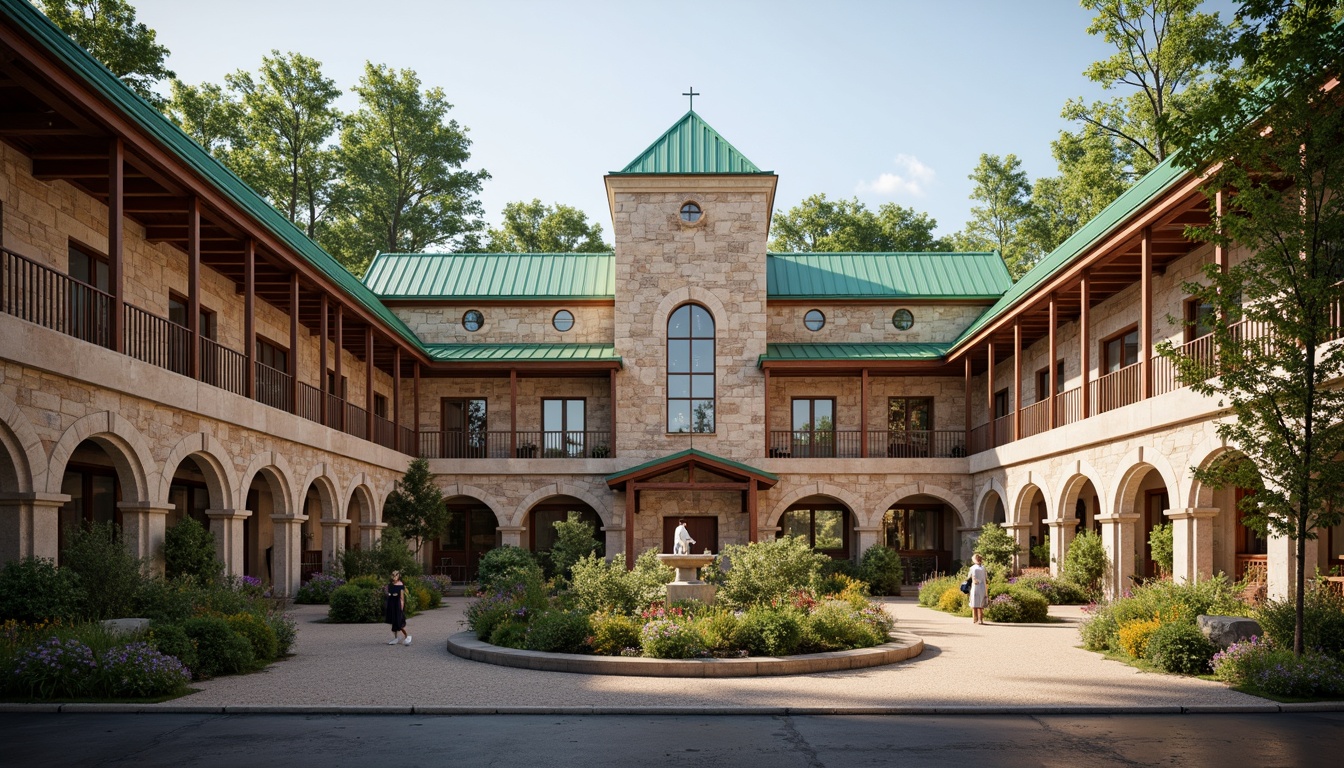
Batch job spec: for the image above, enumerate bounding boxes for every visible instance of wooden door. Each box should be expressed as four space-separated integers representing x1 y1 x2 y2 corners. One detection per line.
662 516 718 555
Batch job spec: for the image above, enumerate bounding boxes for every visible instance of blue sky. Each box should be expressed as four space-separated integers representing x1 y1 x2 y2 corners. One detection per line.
131 0 1234 242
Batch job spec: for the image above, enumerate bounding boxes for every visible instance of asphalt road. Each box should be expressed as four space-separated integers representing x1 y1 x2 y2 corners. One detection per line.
4 712 1344 767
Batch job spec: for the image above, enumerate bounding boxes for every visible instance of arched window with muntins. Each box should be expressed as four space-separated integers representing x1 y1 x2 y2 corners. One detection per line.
667 303 715 433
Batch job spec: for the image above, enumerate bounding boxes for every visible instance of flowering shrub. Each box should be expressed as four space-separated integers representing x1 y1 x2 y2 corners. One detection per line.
1118 617 1163 659
734 605 803 656
985 585 1050 623
1212 637 1344 698
235 575 267 598
640 618 704 659
918 575 962 607
1011 575 1088 605
295 573 345 605
588 612 643 656
420 574 453 595
11 637 97 699
96 642 191 698
465 575 547 640
801 601 884 652
937 586 967 614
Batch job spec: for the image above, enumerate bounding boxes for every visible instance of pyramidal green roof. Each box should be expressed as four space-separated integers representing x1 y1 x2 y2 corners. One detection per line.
614 111 768 174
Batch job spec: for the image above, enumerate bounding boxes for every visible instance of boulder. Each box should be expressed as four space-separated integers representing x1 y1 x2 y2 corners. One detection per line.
1197 615 1262 649
100 618 151 635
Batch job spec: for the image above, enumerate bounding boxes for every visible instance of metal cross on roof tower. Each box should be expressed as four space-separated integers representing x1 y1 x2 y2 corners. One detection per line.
683 87 699 111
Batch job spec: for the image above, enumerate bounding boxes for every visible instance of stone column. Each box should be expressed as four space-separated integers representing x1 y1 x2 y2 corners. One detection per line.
0 492 68 562
362 522 387 550
1001 522 1031 573
1165 507 1218 585
1047 519 1076 578
853 525 882 562
955 527 980 568
497 526 525 549
118 501 172 575
320 516 348 574
1267 531 1318 602
1096 512 1140 598
270 514 304 598
602 523 625 561
206 508 250 577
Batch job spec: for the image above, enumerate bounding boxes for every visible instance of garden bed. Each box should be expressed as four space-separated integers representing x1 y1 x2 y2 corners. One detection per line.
446 629 924 677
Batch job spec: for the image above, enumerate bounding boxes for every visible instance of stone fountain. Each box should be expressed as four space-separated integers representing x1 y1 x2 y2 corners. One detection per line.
657 553 716 605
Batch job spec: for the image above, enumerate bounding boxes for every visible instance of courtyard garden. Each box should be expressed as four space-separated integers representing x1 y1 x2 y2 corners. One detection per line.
293 527 451 623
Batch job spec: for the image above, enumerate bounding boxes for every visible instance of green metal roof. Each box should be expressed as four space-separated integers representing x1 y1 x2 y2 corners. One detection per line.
364 253 615 300
1 0 426 352
950 153 1191 352
604 448 779 485
760 343 951 365
767 252 1011 299
613 111 769 175
422 343 621 364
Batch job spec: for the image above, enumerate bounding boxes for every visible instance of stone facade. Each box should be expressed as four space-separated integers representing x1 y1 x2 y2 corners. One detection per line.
768 302 987 344
394 303 615 345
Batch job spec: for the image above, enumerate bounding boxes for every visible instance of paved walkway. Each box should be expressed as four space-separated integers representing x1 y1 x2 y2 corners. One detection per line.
166 597 1269 710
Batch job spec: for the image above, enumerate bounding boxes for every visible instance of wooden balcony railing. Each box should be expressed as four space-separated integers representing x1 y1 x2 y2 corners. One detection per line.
2 246 113 349
1091 361 1144 415
768 430 861 458
968 423 990 454
296 381 321 423
1057 387 1082 426
373 414 397 450
514 430 612 459
256 363 294 413
766 430 966 459
201 337 247 396
325 394 344 430
872 430 967 458
1019 400 1050 439
122 302 190 376
992 415 1014 447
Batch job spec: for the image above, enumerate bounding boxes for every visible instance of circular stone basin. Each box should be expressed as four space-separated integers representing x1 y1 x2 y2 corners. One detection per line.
445 630 924 678
657 553 715 583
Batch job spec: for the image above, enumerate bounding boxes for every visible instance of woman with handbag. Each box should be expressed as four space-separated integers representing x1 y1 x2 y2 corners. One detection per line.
967 554 989 624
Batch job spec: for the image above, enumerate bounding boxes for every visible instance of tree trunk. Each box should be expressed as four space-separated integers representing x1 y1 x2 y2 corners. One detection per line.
1295 518 1305 656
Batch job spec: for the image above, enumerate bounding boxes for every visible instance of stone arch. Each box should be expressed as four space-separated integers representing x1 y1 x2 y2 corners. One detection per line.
653 286 730 337
1109 446 1182 519
238 452 296 517
973 477 1008 527
870 483 971 529
0 389 45 494
512 482 613 528
766 481 866 529
439 483 508 526
295 464 339 522
1186 435 1249 509
154 432 237 510
1057 458 1108 522
1011 479 1052 526
45 412 155 502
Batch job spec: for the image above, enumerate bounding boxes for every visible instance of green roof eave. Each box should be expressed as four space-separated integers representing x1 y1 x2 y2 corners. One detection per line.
421 343 622 365
758 343 952 366
2 0 427 353
948 153 1192 354
604 448 779 486
613 110 765 174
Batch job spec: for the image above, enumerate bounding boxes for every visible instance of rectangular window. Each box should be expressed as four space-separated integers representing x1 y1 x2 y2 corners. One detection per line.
67 242 109 291
326 372 348 399
1102 326 1140 373
541 398 586 457
993 388 1010 419
887 397 932 432
791 397 835 458
1185 297 1216 342
167 293 216 340
1035 361 1065 402
441 398 487 458
374 394 388 419
255 337 289 372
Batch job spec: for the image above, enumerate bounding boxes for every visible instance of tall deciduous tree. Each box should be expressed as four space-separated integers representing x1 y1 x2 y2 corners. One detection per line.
485 200 610 253
325 63 488 274
38 0 173 106
165 79 243 156
1024 125 1132 256
1164 0 1344 656
956 154 1036 278
227 51 341 239
381 458 446 556
769 194 950 252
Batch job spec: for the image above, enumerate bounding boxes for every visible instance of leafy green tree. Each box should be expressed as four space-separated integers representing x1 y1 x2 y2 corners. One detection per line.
1148 523 1174 578
162 516 223 581
955 154 1036 278
1164 0 1344 656
1025 125 1133 256
166 79 244 156
39 0 173 106
973 522 1020 570
325 63 489 274
1062 529 1109 599
381 458 446 555
769 194 950 252
1062 0 1233 178
485 199 610 252
226 51 341 240
547 511 604 582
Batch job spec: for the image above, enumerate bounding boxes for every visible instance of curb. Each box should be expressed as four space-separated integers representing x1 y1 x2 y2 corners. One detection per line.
1 703 1341 715
444 630 925 678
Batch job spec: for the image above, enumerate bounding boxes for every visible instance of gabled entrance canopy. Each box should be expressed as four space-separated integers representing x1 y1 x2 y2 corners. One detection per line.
606 449 778 565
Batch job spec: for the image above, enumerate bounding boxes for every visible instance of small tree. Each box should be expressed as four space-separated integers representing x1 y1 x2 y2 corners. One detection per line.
381 458 446 555
548 512 603 582
1148 523 1174 578
973 522 1020 570
163 517 223 581
1063 530 1109 600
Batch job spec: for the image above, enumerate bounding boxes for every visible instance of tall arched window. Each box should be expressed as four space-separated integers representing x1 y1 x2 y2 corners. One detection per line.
667 303 715 433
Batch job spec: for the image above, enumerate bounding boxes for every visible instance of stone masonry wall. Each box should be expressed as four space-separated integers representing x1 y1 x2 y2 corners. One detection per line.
392 304 614 345
767 302 988 345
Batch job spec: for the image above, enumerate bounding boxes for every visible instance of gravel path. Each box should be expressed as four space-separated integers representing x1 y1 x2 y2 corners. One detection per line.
172 597 1265 708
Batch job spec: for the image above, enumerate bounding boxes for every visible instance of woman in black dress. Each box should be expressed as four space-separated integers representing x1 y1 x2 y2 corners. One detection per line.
385 570 411 645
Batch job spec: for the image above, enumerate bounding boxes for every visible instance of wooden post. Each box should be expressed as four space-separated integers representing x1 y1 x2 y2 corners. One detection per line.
763 367 771 457
609 368 617 459
107 137 123 352
860 368 869 458
1141 226 1153 399
963 356 972 440
244 239 255 400
334 304 344 429
747 479 758 543
509 369 518 457
1215 190 1228 323
187 197 200 380
1080 270 1091 419
393 346 401 451
625 485 636 570
413 362 420 454
365 326 374 440
987 342 996 447
1013 320 1022 441
288 274 298 414
1048 292 1058 429
319 294 328 425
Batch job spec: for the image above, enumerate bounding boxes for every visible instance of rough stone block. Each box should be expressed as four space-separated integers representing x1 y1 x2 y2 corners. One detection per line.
101 618 151 634
1197 615 1262 649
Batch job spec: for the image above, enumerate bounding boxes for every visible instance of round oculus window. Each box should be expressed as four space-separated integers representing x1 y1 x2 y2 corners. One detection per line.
804 309 825 332
680 202 702 222
892 309 914 331
552 309 574 332
463 309 484 332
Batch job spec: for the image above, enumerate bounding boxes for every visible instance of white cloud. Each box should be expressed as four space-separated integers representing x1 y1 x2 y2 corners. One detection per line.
856 154 935 198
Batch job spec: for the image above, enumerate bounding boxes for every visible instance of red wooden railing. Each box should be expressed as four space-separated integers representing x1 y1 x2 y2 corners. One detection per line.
2 246 113 349
992 415 1014 447
122 302 190 376
296 381 321 422
344 402 368 440
1057 387 1082 426
968 423 990 454
256 363 293 413
201 337 247 396
1019 400 1050 439
1091 362 1144 415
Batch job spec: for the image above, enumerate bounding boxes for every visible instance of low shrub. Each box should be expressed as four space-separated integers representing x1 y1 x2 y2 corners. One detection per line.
589 612 642 656
717 537 828 610
937 586 967 614
918 574 961 607
225 612 278 662
1145 621 1216 675
547 512 604 582
95 642 191 698
801 601 884 652
568 550 671 616
0 557 82 623
420 574 453 595
1212 637 1344 698
267 611 297 656
1255 583 1344 659
62 522 146 621
477 546 544 593
487 618 529 649
295 573 345 605
328 583 382 624
11 637 97 699
163 517 222 582
524 611 591 654
405 576 440 611
1012 574 1088 605
640 618 704 659
146 621 197 672
733 606 803 656
860 546 903 596
1117 617 1163 659
696 610 741 656
182 617 254 678
1062 530 1108 600
465 572 548 640
985 585 1049 623
1079 604 1118 652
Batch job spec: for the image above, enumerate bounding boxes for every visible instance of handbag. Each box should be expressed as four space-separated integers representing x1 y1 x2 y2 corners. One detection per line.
959 577 971 595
